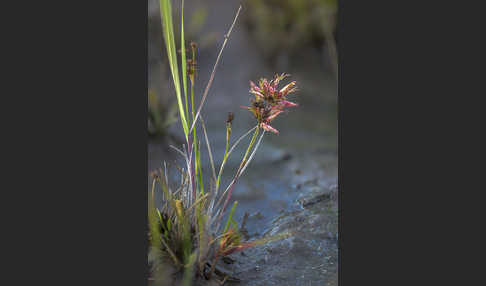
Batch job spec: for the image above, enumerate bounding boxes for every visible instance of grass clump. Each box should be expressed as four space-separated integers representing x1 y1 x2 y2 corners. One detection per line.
149 1 298 285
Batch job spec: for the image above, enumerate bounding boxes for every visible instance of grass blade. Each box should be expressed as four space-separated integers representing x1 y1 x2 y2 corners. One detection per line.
223 201 238 233
160 0 189 138
181 0 189 122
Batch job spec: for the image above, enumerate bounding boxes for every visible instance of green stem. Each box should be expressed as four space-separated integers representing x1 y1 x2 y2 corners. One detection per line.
238 127 260 174
197 140 204 194
223 201 238 233
191 81 198 186
181 0 189 124
215 123 231 191
190 43 200 195
214 127 260 231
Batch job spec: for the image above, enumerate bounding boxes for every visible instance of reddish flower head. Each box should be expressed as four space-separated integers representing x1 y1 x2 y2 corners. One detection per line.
243 74 298 134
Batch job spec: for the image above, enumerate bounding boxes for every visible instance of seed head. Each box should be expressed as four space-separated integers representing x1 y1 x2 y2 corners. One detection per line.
242 74 299 134
226 112 234 124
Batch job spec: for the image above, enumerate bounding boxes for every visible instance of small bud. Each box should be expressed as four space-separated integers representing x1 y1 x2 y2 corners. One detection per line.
187 59 196 83
226 112 234 124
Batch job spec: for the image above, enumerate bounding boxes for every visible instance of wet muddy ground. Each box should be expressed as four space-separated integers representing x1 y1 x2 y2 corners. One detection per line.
149 0 337 285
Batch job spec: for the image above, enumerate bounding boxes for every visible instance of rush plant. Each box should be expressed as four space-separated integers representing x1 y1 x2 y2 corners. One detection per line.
148 1 297 285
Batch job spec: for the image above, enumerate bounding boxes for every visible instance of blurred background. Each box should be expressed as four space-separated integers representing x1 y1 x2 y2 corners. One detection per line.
148 0 338 285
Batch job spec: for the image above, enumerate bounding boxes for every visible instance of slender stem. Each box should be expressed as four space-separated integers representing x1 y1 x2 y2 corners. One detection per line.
239 130 266 176
187 40 201 197
212 130 266 229
238 127 260 174
223 201 238 233
191 83 196 147
197 140 204 194
191 77 199 194
200 115 217 186
186 138 196 205
215 126 257 194
208 125 257 217
181 0 189 124
215 125 230 191
189 5 242 134
216 127 260 228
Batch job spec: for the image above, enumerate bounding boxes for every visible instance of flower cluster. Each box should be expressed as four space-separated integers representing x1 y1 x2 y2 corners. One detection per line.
242 73 298 133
